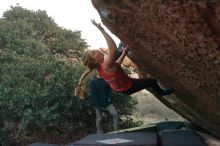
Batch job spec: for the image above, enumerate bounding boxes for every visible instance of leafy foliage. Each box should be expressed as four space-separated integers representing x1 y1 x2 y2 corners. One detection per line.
0 6 140 145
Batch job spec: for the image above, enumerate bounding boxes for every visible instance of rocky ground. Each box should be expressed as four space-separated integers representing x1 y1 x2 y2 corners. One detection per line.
132 90 186 125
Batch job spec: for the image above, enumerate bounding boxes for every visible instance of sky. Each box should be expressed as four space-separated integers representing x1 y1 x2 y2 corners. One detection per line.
0 0 119 49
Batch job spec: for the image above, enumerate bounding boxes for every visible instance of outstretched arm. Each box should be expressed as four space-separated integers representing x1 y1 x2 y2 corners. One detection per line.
91 19 117 67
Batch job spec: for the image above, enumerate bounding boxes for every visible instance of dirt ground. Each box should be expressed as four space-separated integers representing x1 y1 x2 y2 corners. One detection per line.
131 90 186 125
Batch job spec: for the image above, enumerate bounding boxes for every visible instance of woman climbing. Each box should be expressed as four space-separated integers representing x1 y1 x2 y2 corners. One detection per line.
75 19 173 96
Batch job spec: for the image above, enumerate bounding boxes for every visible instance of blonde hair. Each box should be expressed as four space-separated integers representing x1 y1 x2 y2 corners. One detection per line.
75 49 104 100
74 86 87 100
83 50 99 70
74 69 93 100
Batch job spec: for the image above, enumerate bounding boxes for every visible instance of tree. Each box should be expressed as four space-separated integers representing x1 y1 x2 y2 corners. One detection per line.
0 6 140 145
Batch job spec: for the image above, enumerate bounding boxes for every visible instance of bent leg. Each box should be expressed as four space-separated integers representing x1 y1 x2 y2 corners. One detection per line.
123 78 173 96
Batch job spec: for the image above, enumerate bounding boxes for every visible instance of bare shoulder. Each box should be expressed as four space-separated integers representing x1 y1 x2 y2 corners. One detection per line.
102 61 119 74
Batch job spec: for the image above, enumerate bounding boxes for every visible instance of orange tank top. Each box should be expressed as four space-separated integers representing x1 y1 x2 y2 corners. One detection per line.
97 64 133 92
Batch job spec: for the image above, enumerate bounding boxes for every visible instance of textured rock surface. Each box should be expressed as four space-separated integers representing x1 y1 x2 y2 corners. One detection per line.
91 0 220 138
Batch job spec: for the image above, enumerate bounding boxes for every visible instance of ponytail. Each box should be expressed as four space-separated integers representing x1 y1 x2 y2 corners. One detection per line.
76 49 98 100
74 69 92 100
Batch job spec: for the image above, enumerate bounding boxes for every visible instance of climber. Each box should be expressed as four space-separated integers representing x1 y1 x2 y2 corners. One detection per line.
77 19 173 97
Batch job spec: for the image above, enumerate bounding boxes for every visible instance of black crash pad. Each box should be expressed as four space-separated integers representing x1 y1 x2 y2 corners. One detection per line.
68 131 157 146
159 129 207 146
28 143 60 146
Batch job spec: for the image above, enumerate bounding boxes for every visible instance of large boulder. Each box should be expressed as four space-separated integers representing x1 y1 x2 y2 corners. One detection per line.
91 0 220 138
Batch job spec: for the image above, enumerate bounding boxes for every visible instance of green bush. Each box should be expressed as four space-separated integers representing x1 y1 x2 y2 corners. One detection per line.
0 6 140 145
0 128 9 146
